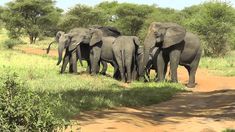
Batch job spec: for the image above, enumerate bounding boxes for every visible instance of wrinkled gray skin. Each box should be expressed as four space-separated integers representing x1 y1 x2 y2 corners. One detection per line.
88 28 120 78
68 27 120 74
56 28 92 73
113 36 140 83
61 26 121 76
141 22 202 88
137 47 159 82
47 27 117 74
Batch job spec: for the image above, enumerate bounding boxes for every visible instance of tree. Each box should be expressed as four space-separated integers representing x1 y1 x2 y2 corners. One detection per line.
139 7 182 41
59 4 107 32
114 3 154 36
1 0 62 44
181 1 235 57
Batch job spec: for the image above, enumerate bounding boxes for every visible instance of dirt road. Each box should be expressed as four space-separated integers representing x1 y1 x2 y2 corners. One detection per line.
17 47 235 132
74 69 235 132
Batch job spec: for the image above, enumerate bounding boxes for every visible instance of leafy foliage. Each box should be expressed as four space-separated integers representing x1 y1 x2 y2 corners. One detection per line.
2 39 20 49
114 3 154 36
182 1 235 57
0 71 69 131
222 129 235 132
59 4 108 32
0 0 62 44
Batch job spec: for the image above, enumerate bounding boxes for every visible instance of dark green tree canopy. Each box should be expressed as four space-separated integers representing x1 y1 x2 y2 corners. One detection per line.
181 1 235 57
1 0 62 44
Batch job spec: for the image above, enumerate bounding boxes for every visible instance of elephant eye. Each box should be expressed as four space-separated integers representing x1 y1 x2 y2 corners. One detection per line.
154 32 160 37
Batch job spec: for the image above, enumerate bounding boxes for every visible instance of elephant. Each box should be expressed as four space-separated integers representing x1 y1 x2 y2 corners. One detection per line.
113 36 140 83
47 28 92 73
47 26 120 74
141 22 202 88
88 28 120 78
137 46 161 82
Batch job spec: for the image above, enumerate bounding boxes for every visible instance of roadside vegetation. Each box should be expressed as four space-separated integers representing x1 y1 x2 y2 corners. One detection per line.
200 51 235 76
0 49 184 119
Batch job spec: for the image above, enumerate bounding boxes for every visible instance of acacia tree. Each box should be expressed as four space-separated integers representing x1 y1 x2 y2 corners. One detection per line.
114 3 154 36
1 0 62 44
181 1 235 57
59 4 107 31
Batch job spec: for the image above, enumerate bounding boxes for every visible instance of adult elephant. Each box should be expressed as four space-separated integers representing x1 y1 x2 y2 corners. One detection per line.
47 26 120 74
113 36 140 83
141 22 202 88
88 28 120 78
47 28 92 73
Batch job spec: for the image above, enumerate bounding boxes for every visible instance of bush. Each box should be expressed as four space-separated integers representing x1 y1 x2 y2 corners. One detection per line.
3 39 20 49
0 71 69 131
182 1 235 57
222 129 235 132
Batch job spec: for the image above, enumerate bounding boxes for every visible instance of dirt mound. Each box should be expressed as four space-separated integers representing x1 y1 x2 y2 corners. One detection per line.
16 47 235 132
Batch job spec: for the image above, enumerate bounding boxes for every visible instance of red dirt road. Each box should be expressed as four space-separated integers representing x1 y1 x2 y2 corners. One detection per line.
17 47 235 132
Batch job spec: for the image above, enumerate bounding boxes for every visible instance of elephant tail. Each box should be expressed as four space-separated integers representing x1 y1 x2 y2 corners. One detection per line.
120 50 125 72
46 41 55 54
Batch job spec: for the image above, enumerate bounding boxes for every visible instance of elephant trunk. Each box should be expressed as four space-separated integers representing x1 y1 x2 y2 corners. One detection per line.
57 42 64 65
140 34 156 77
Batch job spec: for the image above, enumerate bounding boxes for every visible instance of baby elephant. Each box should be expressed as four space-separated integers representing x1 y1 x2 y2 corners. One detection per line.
113 36 140 83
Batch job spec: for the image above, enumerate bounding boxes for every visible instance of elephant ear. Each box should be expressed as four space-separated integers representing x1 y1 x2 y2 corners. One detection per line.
163 25 186 48
90 29 102 46
133 36 140 46
55 31 64 43
67 34 78 51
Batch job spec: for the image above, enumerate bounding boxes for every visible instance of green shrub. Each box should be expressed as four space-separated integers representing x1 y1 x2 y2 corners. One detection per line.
0 71 69 131
3 39 20 49
222 129 235 132
182 1 235 57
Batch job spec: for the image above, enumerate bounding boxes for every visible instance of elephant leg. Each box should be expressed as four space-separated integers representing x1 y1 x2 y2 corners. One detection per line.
86 60 91 74
186 52 201 88
131 64 137 81
61 53 70 74
169 50 181 83
112 62 120 80
156 51 168 82
100 61 107 75
69 61 73 73
126 57 132 83
116 56 125 82
90 46 101 75
71 51 77 73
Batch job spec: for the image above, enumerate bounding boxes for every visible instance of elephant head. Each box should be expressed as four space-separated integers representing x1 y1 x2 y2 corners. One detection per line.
56 28 90 66
89 28 103 46
141 22 186 76
46 31 65 54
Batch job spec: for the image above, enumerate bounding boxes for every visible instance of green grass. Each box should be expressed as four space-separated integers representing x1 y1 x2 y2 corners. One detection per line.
200 51 235 76
0 50 184 119
222 128 235 132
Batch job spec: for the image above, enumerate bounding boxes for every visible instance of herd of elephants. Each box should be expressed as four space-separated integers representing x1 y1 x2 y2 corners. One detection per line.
47 22 202 88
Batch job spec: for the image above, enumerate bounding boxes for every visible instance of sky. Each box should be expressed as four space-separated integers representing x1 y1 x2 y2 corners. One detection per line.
0 0 235 11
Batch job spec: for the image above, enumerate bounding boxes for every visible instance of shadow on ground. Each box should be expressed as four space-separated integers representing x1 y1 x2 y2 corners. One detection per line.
75 89 235 125
50 84 183 119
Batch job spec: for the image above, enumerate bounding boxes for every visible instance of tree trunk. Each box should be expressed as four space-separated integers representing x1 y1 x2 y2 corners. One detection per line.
29 33 38 44
29 35 33 44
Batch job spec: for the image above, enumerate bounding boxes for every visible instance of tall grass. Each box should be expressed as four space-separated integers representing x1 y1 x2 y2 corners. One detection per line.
0 50 184 119
200 51 235 76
